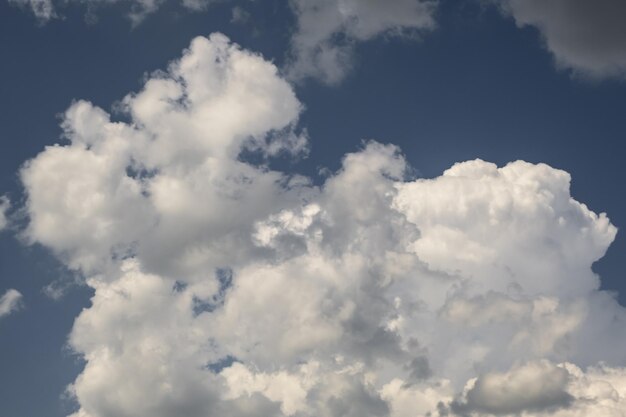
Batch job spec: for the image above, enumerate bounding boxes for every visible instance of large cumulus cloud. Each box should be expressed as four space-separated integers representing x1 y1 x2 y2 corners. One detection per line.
19 34 626 417
494 0 626 80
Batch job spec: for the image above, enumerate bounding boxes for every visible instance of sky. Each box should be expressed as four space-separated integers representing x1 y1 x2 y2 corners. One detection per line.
0 1 626 417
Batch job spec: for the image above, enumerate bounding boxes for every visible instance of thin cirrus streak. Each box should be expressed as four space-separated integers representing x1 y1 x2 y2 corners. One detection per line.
18 34 626 417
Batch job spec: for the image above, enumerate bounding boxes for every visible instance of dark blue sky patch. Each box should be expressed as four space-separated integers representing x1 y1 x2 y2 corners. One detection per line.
193 267 233 315
206 355 238 374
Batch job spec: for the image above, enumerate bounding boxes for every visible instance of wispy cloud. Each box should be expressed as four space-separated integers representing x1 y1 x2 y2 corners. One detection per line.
0 196 10 232
285 0 438 84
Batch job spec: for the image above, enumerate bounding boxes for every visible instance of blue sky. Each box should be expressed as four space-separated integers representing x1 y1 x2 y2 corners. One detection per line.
1 1 626 417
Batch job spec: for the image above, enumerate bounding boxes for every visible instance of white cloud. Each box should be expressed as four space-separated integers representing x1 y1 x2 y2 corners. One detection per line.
0 196 9 231
0 289 23 318
495 0 626 80
286 0 438 84
21 33 306 275
18 34 626 417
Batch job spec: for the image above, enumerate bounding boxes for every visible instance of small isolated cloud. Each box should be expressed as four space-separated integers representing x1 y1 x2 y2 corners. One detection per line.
0 196 9 231
495 0 626 80
17 34 626 417
180 0 219 13
0 289 23 319
230 5 250 25
286 0 438 84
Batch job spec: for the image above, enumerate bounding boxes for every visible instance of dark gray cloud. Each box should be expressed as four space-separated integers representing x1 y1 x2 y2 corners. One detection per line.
495 0 626 79
451 361 573 416
324 382 390 417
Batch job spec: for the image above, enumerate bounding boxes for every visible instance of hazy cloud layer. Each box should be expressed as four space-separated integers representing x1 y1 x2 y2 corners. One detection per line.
495 0 626 79
0 289 23 319
19 35 626 417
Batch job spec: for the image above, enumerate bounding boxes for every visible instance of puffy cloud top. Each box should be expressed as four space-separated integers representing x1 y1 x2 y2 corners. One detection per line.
22 33 306 275
18 34 626 417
